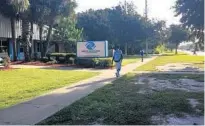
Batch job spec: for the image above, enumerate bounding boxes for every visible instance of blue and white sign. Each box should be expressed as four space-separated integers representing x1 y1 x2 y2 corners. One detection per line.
85 41 96 50
77 41 108 58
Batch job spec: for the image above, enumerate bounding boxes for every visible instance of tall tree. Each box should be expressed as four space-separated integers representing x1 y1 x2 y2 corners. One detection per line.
154 20 169 45
174 0 204 50
0 0 29 61
29 0 50 57
53 15 83 53
15 0 31 61
77 2 148 55
168 25 188 54
43 0 77 56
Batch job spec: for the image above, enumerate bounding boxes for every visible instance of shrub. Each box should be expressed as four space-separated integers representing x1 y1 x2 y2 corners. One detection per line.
97 58 112 68
69 57 75 65
3 56 11 68
47 53 76 64
33 53 38 61
75 58 95 68
46 60 58 65
154 50 160 54
76 58 113 68
40 57 50 63
154 44 166 54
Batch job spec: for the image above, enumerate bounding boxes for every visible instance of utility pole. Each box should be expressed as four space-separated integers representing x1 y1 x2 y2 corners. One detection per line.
124 0 128 56
144 0 148 56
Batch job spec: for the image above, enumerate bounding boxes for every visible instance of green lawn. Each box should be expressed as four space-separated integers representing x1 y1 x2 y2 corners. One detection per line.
135 54 204 71
113 55 149 66
38 73 204 125
122 56 140 66
0 69 98 109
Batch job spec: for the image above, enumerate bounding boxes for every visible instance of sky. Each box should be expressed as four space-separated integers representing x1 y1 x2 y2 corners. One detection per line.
75 0 181 26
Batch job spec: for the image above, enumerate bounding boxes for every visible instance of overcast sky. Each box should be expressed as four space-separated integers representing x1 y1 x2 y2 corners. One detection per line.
75 0 180 26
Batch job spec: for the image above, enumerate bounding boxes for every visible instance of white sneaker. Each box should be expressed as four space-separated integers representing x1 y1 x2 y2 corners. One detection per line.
115 73 118 77
116 72 120 78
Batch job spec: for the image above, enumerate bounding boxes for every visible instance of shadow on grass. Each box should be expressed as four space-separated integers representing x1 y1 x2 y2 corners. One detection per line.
0 75 116 124
37 73 204 125
65 78 115 90
161 54 188 56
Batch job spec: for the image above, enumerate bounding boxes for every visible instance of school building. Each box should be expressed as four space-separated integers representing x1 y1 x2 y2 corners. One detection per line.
0 14 65 61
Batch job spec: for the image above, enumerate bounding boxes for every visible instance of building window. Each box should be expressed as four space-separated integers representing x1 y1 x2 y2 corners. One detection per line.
0 40 8 53
37 43 41 52
20 47 24 53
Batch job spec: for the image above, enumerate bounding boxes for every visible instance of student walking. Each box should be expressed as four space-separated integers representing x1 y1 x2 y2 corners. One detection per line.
140 49 144 62
112 46 123 77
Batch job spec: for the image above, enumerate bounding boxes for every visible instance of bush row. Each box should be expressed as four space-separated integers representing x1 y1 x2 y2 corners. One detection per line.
76 58 113 68
44 53 113 68
46 53 76 64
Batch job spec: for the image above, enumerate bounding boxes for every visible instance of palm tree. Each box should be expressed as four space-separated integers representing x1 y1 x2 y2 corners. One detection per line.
29 0 48 58
14 0 31 61
0 0 29 61
21 11 31 61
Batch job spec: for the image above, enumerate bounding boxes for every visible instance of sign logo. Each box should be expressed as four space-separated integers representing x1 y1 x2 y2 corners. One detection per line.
85 41 96 50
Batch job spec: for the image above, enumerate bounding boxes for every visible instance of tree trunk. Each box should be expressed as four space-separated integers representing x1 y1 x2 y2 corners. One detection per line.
30 22 33 59
22 19 30 62
175 43 178 55
125 42 128 55
193 42 197 55
11 18 17 61
145 39 148 56
45 21 54 56
39 24 43 58
55 43 59 52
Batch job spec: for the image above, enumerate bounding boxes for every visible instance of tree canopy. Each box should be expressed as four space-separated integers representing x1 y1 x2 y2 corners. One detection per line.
168 24 189 54
0 0 185 59
174 0 204 48
53 15 83 53
77 2 163 54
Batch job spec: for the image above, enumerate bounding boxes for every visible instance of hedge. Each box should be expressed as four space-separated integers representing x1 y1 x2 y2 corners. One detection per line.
46 53 112 68
46 53 76 63
76 58 113 68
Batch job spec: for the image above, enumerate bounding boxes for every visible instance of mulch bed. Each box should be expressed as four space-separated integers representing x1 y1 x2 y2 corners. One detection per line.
10 61 114 69
11 61 75 67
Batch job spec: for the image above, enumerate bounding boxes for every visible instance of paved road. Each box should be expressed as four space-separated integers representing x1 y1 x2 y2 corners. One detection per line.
0 56 157 125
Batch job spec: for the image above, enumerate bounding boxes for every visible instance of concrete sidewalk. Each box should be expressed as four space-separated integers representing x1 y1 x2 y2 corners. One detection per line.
0 57 156 125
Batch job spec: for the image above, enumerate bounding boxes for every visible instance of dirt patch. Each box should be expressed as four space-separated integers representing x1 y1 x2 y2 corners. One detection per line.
135 75 204 125
188 99 200 108
135 77 204 93
166 114 204 125
151 114 204 125
156 63 203 72
90 118 104 125
188 98 202 114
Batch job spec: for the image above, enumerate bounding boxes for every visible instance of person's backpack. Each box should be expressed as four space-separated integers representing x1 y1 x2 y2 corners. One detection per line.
140 50 144 56
113 49 122 62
